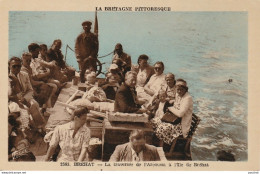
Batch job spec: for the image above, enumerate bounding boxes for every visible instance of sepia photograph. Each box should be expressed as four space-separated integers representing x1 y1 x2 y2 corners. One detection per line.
1 0 260 172
7 10 247 162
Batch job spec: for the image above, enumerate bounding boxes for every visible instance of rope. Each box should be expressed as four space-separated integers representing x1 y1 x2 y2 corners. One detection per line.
97 51 114 58
66 45 75 53
66 44 113 59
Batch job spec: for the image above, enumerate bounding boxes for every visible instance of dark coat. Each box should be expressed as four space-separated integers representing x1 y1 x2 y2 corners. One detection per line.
75 32 99 60
47 49 66 69
109 142 160 162
114 83 140 113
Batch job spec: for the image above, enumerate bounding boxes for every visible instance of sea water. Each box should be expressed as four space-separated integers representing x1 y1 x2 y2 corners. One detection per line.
9 11 248 161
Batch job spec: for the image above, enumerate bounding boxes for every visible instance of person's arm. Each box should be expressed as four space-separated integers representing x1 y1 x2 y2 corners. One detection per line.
39 60 55 69
31 79 44 86
44 144 58 161
78 130 90 161
33 68 50 80
109 145 120 162
22 73 34 102
145 65 154 84
44 127 60 161
127 55 132 67
77 147 88 161
116 90 139 113
143 77 155 96
154 148 161 161
75 35 81 59
168 95 193 118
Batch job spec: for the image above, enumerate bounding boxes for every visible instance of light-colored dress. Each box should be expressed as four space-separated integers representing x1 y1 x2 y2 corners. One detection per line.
145 74 166 94
136 68 148 87
137 74 167 103
49 122 90 161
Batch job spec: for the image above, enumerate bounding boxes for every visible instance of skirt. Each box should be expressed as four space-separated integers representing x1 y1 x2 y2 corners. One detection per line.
151 117 182 145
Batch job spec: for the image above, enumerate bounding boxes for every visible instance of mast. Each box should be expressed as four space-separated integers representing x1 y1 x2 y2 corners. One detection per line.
94 11 99 54
94 11 98 35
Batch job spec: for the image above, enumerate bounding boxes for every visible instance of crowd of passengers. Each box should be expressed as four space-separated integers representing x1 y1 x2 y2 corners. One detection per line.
8 40 193 162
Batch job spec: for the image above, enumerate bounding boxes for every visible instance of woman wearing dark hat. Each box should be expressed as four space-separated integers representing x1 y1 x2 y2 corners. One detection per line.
131 54 154 103
151 79 193 149
132 54 154 88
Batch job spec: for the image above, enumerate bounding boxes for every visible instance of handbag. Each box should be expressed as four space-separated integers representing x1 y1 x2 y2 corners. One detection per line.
161 111 178 123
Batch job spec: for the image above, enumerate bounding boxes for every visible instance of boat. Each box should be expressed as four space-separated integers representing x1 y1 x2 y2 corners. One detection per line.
10 12 200 162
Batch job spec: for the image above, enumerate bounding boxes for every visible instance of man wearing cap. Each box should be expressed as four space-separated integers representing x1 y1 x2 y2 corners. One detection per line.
112 43 132 74
75 21 99 82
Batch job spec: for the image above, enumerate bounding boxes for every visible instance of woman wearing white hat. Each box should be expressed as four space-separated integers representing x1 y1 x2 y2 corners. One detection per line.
151 79 193 147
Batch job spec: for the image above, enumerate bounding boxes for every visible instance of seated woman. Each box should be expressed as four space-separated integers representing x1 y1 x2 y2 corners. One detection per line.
44 107 91 162
164 73 177 105
138 61 167 104
151 79 193 148
132 55 154 102
132 54 154 88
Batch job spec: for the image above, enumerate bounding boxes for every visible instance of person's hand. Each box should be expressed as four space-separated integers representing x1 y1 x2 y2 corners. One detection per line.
169 99 175 105
87 103 95 110
50 61 57 67
45 68 50 74
17 92 23 100
137 108 147 114
101 84 110 90
144 87 154 96
17 101 25 109
17 92 25 103
44 156 51 162
89 95 100 102
11 151 19 159
38 81 45 85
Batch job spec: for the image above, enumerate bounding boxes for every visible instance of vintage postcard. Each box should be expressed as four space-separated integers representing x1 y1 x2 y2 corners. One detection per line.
0 0 259 172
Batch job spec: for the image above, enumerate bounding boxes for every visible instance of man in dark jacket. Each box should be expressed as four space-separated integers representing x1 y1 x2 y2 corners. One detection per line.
75 21 99 82
114 71 146 113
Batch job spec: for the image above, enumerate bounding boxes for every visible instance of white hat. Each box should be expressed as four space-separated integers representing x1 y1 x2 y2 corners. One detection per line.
86 71 96 78
9 102 20 113
109 64 118 70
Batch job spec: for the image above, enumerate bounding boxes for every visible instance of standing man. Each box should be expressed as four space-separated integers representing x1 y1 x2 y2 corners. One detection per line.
75 21 99 83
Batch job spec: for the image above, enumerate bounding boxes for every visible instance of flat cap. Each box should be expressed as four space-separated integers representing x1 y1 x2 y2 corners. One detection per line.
82 21 92 26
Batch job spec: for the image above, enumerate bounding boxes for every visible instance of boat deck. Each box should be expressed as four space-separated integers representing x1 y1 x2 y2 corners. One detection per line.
31 82 167 161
